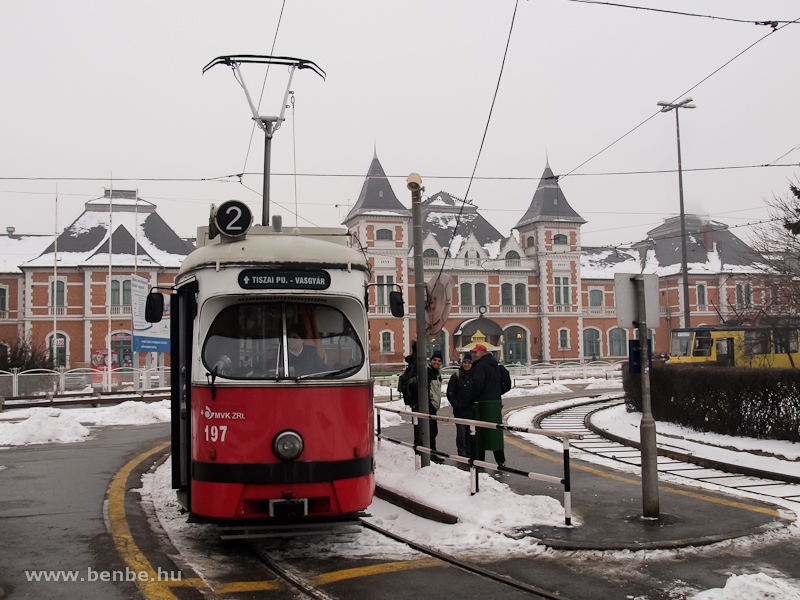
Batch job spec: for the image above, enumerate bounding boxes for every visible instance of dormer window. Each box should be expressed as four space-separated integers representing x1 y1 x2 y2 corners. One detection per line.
553 233 568 245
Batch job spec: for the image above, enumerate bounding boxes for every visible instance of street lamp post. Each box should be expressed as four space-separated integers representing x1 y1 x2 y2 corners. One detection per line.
658 97 695 328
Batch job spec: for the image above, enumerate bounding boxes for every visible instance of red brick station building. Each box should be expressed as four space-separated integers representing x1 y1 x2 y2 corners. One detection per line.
1 156 760 371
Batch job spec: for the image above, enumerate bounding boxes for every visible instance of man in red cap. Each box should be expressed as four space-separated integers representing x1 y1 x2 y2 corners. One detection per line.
470 344 506 466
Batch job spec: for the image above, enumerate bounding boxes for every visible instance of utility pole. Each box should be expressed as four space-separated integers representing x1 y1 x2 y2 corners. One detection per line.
408 173 430 467
658 97 696 328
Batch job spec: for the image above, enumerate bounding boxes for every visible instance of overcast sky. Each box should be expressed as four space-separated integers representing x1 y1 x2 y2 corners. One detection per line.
1 1 798 249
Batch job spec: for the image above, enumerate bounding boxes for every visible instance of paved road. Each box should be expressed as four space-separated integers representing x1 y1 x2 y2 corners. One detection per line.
0 423 170 599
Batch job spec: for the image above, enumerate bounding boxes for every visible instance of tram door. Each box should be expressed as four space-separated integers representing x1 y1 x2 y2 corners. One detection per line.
716 337 735 366
171 282 196 506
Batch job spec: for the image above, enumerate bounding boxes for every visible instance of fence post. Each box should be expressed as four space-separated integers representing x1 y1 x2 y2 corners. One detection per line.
469 425 479 495
562 436 572 526
11 368 18 397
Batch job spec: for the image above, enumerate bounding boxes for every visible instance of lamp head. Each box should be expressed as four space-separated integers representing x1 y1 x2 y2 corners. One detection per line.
406 172 422 192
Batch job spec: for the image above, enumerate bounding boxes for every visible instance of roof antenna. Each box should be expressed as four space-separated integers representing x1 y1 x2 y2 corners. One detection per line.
203 55 326 227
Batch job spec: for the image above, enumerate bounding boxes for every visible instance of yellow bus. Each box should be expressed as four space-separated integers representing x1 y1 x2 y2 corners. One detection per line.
669 326 800 368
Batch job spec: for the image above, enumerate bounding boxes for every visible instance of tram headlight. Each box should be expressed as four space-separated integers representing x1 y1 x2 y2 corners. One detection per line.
273 430 304 461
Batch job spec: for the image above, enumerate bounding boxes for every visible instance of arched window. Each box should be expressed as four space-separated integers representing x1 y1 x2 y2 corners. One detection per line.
505 250 520 260
460 283 473 306
423 248 439 265
376 228 393 241
50 279 65 314
501 283 513 305
380 331 393 353
515 283 526 306
526 236 535 248
558 329 570 350
474 283 487 306
589 289 603 307
583 328 601 358
47 332 67 368
553 233 568 245
609 328 627 356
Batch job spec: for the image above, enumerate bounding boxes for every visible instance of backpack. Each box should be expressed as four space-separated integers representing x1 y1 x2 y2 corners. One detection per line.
398 363 418 405
498 364 512 395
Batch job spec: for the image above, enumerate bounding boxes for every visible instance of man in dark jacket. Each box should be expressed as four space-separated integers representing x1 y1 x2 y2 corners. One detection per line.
469 344 506 465
446 355 473 457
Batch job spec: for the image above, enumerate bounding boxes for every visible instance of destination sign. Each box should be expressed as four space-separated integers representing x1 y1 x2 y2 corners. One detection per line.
238 269 331 290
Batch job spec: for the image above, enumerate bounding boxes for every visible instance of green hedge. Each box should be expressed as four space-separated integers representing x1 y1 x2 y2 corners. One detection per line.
623 363 800 443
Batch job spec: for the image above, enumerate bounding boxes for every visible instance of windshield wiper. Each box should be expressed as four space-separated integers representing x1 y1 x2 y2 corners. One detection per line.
294 365 360 380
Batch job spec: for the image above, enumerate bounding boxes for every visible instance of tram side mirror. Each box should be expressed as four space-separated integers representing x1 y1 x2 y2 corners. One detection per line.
389 291 405 318
145 291 164 323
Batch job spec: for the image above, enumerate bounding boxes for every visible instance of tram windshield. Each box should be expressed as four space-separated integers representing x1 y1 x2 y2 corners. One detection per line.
202 301 364 380
670 331 692 357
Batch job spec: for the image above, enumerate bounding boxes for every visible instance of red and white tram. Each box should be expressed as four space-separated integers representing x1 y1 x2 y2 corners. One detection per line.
147 201 399 525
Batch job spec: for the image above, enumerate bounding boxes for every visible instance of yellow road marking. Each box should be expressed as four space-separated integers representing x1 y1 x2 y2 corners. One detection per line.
311 558 441 586
107 442 204 599
505 435 786 518
214 580 283 593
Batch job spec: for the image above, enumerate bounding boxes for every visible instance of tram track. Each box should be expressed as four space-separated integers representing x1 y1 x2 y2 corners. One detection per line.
535 397 800 506
247 519 570 600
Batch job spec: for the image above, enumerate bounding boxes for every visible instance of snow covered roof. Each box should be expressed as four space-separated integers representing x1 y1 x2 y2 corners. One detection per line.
0 232 52 274
421 191 504 258
580 247 643 279
515 163 586 229
24 190 194 269
342 154 410 223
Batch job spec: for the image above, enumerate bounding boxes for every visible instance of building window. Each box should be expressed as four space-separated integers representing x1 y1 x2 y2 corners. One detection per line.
464 250 480 266
376 275 394 305
474 283 487 306
589 289 603 307
381 331 392 353
460 283 473 306
49 278 66 316
47 332 67 368
0 286 7 318
423 248 439 266
376 228 393 241
736 283 752 309
558 329 570 350
554 276 570 306
505 250 520 267
515 283 526 306
526 236 535 248
553 233 568 245
111 279 132 306
609 328 627 356
501 283 513 306
583 328 601 358
697 284 707 310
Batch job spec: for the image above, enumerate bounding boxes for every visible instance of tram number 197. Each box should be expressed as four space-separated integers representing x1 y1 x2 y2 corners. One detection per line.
204 425 228 442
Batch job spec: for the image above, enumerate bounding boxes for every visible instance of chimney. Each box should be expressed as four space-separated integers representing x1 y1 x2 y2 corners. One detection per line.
700 223 714 251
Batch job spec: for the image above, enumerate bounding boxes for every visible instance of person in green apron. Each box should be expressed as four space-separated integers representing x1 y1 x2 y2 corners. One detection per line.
469 344 506 465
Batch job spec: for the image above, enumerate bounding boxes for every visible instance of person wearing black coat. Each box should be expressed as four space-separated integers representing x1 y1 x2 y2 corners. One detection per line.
469 344 506 465
446 355 474 457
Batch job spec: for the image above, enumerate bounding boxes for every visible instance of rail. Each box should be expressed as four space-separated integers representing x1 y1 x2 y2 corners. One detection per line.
375 405 582 526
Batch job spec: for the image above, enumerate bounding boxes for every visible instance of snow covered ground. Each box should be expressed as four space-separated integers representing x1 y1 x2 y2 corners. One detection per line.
2 383 799 598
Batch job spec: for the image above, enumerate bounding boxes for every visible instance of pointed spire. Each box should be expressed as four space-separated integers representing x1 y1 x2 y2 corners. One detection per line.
514 163 585 229
342 153 410 224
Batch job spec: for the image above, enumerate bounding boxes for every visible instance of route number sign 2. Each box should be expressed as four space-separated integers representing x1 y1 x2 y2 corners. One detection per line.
213 200 253 238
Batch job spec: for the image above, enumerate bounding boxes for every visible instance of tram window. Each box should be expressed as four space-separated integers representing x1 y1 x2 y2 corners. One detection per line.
692 331 713 357
202 302 364 380
772 329 798 354
744 330 770 355
671 332 692 357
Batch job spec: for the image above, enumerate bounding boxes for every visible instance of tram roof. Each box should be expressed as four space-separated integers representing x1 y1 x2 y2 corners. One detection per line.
178 227 368 277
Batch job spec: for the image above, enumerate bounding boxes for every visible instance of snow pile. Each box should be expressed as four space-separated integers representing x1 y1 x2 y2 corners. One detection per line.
0 411 90 446
81 400 171 425
508 382 573 395
691 572 800 600
375 441 567 531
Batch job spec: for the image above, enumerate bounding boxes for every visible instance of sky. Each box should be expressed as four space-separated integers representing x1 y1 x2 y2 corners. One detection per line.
1 1 799 250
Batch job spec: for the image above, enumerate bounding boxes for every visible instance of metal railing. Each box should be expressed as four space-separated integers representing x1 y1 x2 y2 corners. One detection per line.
375 404 582 526
0 367 171 398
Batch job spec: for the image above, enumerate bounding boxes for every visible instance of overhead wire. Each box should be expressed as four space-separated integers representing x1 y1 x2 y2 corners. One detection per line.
558 15 800 181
